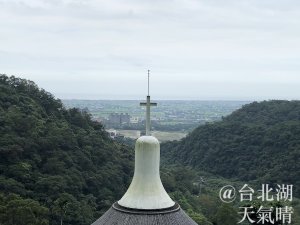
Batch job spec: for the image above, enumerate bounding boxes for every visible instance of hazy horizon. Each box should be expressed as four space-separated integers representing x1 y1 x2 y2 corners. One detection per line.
62 98 253 101
60 97 290 101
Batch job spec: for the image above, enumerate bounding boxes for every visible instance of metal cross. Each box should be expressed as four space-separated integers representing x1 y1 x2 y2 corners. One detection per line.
140 70 157 135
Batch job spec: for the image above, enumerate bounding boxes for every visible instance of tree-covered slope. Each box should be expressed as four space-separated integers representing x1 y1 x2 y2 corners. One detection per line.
0 75 134 224
0 75 227 225
2 74 299 225
162 100 300 195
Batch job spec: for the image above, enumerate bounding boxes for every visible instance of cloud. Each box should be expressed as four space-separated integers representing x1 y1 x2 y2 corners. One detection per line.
0 0 299 99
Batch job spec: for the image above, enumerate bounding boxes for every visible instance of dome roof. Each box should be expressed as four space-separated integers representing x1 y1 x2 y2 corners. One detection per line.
90 136 198 225
91 202 198 225
91 136 198 225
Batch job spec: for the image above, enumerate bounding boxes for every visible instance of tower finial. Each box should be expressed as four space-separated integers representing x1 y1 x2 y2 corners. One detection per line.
148 69 150 96
140 70 157 135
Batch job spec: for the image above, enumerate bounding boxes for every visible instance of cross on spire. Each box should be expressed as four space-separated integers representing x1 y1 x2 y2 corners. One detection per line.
148 69 150 96
140 70 157 135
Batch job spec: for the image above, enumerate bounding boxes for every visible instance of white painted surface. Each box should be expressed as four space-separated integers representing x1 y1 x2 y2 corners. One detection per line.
140 96 157 136
118 136 175 209
146 96 151 135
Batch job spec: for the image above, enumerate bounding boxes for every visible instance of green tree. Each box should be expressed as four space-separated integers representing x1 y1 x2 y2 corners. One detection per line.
213 204 238 225
0 193 49 225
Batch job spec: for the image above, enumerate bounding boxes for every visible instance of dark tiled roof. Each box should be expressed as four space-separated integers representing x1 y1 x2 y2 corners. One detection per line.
91 203 198 225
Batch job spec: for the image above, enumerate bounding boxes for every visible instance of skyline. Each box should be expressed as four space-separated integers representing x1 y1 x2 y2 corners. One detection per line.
1 0 300 100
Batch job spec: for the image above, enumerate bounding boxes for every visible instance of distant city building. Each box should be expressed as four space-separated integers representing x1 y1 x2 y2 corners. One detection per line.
107 129 117 139
80 107 90 113
106 129 125 140
130 117 140 124
95 117 105 123
108 113 130 125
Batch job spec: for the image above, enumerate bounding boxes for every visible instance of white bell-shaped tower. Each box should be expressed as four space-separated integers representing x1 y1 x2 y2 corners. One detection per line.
118 136 175 209
118 70 175 210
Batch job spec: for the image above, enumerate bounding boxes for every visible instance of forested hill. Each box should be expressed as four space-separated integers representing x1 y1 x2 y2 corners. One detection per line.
0 75 241 225
0 75 134 224
162 100 300 195
1 75 300 225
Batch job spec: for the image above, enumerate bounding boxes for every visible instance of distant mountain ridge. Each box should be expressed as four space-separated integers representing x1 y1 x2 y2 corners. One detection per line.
161 100 300 195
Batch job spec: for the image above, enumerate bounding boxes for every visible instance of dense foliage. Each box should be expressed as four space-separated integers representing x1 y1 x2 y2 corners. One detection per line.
1 75 222 225
162 100 300 196
1 74 299 225
0 75 134 224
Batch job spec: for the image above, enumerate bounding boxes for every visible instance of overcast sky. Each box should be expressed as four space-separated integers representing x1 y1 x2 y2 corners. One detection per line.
1 0 299 100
